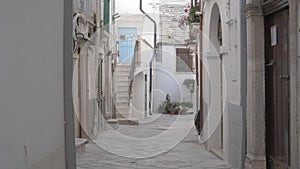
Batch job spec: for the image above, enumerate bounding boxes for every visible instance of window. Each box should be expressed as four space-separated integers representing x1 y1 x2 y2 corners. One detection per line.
176 48 192 72
156 42 162 62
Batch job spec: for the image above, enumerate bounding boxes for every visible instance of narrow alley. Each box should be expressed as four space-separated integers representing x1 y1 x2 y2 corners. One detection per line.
77 114 231 169
1 0 300 169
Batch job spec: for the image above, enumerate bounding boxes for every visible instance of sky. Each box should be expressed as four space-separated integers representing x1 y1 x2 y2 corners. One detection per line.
115 0 189 15
115 0 158 14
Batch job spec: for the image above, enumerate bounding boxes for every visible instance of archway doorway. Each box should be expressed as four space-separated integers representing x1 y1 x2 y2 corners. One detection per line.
207 3 224 157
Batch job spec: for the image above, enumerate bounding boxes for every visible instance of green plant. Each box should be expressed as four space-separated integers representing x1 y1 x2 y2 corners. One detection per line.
165 102 175 112
181 101 193 108
188 6 200 23
159 95 185 114
183 79 195 102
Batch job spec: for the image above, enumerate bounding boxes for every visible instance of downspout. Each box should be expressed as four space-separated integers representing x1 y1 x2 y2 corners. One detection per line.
140 0 157 115
240 0 247 167
199 0 204 134
95 0 102 133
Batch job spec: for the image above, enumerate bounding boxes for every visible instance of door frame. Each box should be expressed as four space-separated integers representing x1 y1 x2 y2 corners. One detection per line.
263 1 291 168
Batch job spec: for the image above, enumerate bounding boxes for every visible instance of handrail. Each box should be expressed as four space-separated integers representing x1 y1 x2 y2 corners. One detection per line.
128 40 139 103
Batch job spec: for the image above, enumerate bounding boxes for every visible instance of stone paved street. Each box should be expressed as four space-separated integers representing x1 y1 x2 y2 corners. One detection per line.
77 114 232 169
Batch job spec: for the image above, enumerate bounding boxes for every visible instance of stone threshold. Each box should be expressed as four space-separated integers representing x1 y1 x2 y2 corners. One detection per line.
75 138 88 158
210 148 224 160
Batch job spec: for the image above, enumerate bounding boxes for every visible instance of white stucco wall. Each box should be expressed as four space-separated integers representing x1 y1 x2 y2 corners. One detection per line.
0 0 66 169
132 72 147 119
153 45 196 113
202 0 246 168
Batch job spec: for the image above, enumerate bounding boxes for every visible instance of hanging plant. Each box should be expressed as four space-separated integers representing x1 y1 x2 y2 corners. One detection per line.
188 6 201 23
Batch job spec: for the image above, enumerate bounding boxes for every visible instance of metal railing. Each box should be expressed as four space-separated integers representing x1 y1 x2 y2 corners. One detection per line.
128 40 140 103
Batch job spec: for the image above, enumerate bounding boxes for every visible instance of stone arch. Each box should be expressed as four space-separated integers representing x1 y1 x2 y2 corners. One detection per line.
204 2 225 154
209 3 222 54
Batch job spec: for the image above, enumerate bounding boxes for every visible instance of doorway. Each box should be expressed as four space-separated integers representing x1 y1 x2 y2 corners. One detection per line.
118 27 137 63
265 8 290 169
207 3 224 156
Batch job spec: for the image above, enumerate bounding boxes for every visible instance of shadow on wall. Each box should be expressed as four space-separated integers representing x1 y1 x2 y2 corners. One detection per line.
153 69 181 113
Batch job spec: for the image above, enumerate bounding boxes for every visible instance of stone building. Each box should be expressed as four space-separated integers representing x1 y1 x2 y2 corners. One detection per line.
0 0 76 168
159 0 190 44
200 0 247 168
72 0 115 139
198 0 300 169
152 0 197 113
243 0 300 168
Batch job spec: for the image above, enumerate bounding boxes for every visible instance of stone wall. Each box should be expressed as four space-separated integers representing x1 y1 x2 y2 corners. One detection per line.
159 0 190 44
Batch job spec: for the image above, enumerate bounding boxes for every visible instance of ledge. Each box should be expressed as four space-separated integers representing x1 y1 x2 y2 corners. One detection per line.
75 138 88 157
242 4 263 18
75 138 88 148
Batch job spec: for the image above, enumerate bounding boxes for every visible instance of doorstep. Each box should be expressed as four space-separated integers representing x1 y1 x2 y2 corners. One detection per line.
75 138 88 157
117 118 139 125
210 148 224 160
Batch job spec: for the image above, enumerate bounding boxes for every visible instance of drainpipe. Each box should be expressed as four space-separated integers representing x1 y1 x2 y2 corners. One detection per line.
199 0 204 134
95 0 102 133
140 0 157 116
240 0 247 167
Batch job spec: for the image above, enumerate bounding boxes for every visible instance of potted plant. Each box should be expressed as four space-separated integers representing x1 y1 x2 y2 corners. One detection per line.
183 79 195 103
165 102 175 114
188 6 201 23
172 102 181 115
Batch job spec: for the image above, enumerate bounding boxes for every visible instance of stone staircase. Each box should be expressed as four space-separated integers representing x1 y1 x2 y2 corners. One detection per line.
114 64 132 118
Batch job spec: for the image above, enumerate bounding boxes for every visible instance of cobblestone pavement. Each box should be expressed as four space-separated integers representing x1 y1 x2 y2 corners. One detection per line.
77 114 232 169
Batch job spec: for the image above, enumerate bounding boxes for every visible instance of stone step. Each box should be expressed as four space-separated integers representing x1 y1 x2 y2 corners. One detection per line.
116 66 130 70
115 86 130 91
115 81 130 86
75 138 88 158
115 82 130 86
116 93 129 96
115 97 130 102
115 69 130 73
115 95 129 99
116 101 129 105
114 76 129 81
115 113 130 118
116 108 129 113
114 90 129 95
116 103 129 108
115 68 131 72
116 64 131 67
115 73 130 77
106 119 119 130
117 118 139 125
115 106 129 111
116 66 130 69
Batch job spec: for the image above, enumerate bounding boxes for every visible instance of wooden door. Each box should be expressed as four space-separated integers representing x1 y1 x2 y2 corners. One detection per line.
265 9 290 169
118 27 137 63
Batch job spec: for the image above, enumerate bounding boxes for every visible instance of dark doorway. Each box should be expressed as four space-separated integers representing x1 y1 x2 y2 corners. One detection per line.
265 8 290 169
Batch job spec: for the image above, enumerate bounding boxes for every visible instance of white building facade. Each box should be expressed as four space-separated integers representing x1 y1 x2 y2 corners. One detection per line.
0 0 75 168
200 0 300 169
72 0 116 138
201 0 246 168
153 0 197 114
